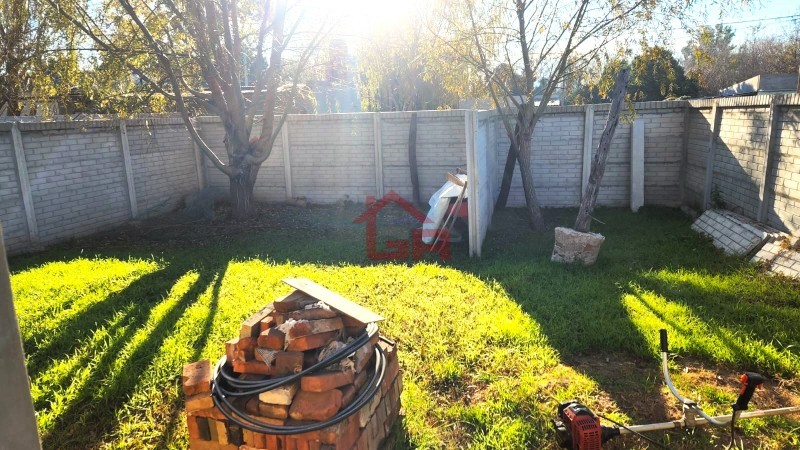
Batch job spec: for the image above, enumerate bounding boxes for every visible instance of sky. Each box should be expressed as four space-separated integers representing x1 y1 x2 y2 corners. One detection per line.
667 0 800 56
326 0 800 58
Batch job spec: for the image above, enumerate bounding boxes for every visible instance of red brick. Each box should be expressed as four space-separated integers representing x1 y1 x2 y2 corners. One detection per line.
332 416 360 450
225 338 238 365
188 406 227 420
355 430 368 450
258 402 289 419
258 328 286 350
266 434 281 450
284 436 299 450
353 370 368 391
233 360 272 376
377 339 396 362
338 384 356 407
300 369 354 392
286 331 339 352
289 390 343 421
286 306 339 321
291 415 355 444
244 397 261 415
183 360 212 396
307 439 321 450
242 428 254 446
260 315 276 330
358 391 381 428
186 391 214 412
187 415 202 440
252 432 267 448
354 334 378 373
285 318 344 339
274 291 317 312
274 351 304 376
240 304 275 338
214 419 229 445
381 359 399 396
208 418 219 441
236 349 254 361
297 439 310 450
237 337 257 352
374 401 387 442
189 438 222 450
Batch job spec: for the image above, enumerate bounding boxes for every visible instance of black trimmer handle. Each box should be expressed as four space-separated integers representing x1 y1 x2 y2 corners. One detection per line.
733 372 765 411
660 329 669 353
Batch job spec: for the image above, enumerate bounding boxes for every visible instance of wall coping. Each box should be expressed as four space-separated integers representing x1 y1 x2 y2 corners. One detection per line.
3 94 800 132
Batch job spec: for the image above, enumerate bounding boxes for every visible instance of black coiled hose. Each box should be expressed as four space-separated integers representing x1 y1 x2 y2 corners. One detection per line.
210 322 387 434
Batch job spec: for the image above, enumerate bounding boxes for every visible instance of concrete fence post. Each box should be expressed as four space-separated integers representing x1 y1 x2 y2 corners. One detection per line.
630 119 645 212
282 120 293 200
679 104 691 205
581 105 595 198
192 140 206 190
757 97 780 223
10 123 38 240
0 227 42 449
464 110 478 257
702 102 722 209
118 120 139 219
373 113 384 198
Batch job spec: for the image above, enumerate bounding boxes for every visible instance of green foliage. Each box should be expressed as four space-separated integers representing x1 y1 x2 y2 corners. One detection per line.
628 46 699 101
10 205 800 449
567 46 698 104
356 6 466 111
681 25 738 96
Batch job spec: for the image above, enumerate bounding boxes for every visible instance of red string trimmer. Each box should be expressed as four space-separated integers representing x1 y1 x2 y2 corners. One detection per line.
553 329 800 449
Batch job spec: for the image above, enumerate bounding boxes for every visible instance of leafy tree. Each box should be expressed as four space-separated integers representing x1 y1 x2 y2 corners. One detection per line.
682 24 737 95
52 0 328 217
357 8 462 111
629 46 698 101
0 0 83 115
735 35 800 82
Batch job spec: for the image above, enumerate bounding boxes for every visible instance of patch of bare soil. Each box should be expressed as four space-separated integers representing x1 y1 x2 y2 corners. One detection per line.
565 353 800 449
69 201 421 250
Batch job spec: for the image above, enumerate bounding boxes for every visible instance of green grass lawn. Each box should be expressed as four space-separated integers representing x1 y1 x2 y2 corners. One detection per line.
9 205 800 449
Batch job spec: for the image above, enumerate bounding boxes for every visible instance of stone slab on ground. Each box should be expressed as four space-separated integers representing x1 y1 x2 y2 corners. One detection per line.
752 236 800 279
691 209 783 256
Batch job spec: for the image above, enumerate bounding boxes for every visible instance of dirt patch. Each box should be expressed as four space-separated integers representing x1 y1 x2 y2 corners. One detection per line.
564 353 800 449
62 201 422 250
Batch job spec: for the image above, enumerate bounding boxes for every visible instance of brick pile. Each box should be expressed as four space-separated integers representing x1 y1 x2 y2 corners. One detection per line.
183 278 402 450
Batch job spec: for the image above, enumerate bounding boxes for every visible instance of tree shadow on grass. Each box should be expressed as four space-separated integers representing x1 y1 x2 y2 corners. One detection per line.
456 207 765 447
38 262 223 450
631 271 800 377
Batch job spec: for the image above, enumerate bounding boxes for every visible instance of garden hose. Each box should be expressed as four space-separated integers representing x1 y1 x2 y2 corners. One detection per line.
210 322 387 434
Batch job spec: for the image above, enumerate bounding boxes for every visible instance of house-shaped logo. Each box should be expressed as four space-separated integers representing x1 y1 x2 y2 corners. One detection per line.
353 191 450 260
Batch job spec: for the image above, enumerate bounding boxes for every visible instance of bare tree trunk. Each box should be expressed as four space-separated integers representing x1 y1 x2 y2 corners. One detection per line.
495 116 522 209
516 123 545 230
408 112 421 205
574 69 630 232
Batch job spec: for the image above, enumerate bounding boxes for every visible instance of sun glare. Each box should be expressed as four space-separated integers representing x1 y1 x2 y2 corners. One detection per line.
318 0 426 39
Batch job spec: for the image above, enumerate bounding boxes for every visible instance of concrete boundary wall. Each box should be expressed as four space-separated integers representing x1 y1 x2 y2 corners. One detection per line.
0 117 200 254
2 94 800 256
685 95 800 234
